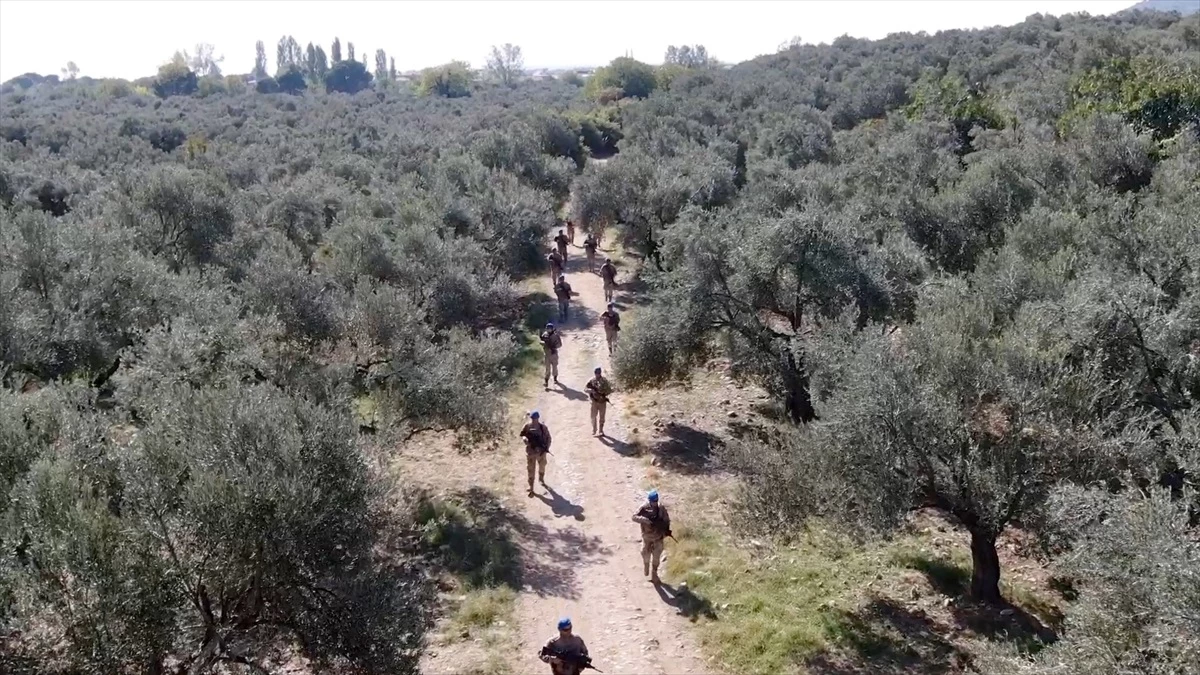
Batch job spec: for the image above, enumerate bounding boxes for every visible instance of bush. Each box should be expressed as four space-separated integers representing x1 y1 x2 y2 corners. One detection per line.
585 57 658 100
153 59 197 98
417 61 473 98
255 75 280 93
276 65 307 94
324 59 372 94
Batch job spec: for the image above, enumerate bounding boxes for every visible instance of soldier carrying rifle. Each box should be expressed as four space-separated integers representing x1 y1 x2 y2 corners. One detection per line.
632 490 672 584
539 617 598 674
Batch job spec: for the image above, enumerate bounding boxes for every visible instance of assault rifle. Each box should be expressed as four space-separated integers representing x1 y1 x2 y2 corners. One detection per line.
539 646 602 672
637 505 676 542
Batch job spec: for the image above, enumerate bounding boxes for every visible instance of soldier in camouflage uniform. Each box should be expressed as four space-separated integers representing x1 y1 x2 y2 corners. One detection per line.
632 490 671 584
585 366 613 437
539 617 590 675
520 411 552 496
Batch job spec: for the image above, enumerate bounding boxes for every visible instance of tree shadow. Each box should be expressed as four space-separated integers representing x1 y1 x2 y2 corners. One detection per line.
612 275 652 308
597 434 640 457
507 514 609 601
892 551 968 597
893 551 1059 650
556 302 599 331
653 582 719 622
535 484 585 521
949 599 1057 652
651 423 722 474
810 597 971 674
413 486 607 600
553 382 590 402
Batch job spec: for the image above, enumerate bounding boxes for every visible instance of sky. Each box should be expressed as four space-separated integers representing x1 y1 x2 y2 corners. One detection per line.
0 0 1142 82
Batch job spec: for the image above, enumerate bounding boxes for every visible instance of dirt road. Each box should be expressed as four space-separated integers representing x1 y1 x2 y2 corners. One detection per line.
510 244 712 674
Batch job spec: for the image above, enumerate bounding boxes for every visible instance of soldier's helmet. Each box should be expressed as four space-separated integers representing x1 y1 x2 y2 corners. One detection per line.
648 490 659 502
557 617 572 631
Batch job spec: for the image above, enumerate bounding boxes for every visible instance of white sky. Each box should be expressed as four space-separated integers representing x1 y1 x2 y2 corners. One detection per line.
0 0 1140 81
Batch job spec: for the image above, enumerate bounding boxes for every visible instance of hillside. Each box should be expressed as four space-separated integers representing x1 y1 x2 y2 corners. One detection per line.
1128 0 1200 15
2 8 1199 675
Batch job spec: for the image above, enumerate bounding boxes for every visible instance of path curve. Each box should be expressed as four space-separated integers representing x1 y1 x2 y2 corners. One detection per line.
510 239 712 674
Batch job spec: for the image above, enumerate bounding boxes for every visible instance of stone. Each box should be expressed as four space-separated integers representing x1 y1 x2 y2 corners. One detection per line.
728 411 738 418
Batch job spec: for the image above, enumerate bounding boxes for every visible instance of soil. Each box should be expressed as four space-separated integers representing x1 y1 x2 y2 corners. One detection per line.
507 243 713 674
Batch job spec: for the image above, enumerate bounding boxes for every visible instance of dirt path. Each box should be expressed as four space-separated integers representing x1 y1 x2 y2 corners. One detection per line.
509 243 712 674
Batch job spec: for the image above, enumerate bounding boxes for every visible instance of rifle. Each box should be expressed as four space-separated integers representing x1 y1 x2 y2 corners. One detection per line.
539 646 602 672
638 505 675 541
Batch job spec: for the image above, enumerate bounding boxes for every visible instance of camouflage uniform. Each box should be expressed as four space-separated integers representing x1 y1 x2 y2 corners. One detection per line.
600 309 620 354
583 235 598 272
520 420 552 493
540 632 589 675
566 220 576 245
554 232 569 261
540 329 562 387
600 261 617 303
554 279 573 322
585 374 613 436
633 500 671 581
548 250 564 283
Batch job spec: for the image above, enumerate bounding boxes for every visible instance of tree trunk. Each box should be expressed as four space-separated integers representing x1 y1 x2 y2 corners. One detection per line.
783 351 818 424
968 528 1002 603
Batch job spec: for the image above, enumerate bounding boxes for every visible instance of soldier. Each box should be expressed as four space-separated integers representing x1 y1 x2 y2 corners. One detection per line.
554 229 570 262
599 303 620 355
540 322 562 390
632 490 671 584
566 219 576 245
539 617 590 675
600 258 618 304
520 411 552 496
547 248 564 284
585 366 613 437
554 274 574 322
583 233 598 273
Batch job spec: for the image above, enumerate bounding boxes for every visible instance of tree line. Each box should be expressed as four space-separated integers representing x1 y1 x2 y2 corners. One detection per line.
2 7 1198 674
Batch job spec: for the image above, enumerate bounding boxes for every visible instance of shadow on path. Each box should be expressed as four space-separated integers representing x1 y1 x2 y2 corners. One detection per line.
535 484 586 521
653 582 720 622
598 434 639 457
555 302 600 331
553 382 590 402
417 486 608 601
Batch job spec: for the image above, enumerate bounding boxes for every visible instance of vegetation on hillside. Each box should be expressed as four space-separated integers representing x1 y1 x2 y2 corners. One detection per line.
1 8 1199 673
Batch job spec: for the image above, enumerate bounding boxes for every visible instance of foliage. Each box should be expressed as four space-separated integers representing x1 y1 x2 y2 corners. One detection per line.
486 44 524 88
153 53 197 98
0 383 430 673
600 6 1200 625
1064 55 1200 140
981 486 1200 674
418 61 474 98
324 58 372 94
664 44 714 68
276 65 307 94
584 57 658 100
0 50 588 669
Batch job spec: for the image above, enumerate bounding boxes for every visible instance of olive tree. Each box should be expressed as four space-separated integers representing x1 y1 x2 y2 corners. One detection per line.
726 281 1147 602
615 205 914 422
1 383 429 674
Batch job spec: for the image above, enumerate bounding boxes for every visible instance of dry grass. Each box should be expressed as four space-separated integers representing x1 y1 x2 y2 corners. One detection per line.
622 360 1065 674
